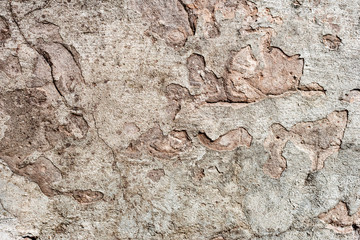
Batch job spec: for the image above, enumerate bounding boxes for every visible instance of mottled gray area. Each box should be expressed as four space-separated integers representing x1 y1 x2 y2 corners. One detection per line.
0 0 359 239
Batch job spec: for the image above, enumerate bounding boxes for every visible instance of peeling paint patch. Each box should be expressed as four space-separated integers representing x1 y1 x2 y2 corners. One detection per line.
340 89 360 103
264 111 348 178
198 128 252 151
0 88 88 196
126 126 192 159
184 40 306 104
16 156 62 197
319 201 360 234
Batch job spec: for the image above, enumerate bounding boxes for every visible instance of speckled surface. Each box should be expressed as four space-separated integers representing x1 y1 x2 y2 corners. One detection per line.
0 0 360 239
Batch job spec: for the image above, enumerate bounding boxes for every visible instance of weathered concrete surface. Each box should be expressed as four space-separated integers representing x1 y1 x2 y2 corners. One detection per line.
0 0 359 239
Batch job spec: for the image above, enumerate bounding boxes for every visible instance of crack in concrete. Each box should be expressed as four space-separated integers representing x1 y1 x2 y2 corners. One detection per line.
91 113 117 170
9 1 86 110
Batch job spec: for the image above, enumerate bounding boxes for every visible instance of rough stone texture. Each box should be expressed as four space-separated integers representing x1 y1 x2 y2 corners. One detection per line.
318 201 360 234
0 0 359 239
198 128 252 151
263 111 348 178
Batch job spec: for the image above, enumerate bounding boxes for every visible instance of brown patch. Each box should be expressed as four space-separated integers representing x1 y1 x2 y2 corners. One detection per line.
263 111 348 178
319 201 360 234
126 126 192 158
0 21 90 199
0 55 22 78
226 43 303 98
165 84 193 113
146 128 192 158
181 0 220 38
298 82 325 92
0 16 11 42
181 0 267 39
185 40 305 104
186 53 227 102
263 124 289 179
14 21 84 105
37 41 84 105
0 88 88 195
147 169 165 182
198 128 252 151
202 71 227 103
15 157 62 197
292 111 347 170
165 83 193 119
298 82 326 97
225 45 264 102
323 34 341 50
256 46 303 95
133 0 194 47
72 190 104 204
340 89 360 103
166 83 193 102
189 53 225 101
0 88 54 161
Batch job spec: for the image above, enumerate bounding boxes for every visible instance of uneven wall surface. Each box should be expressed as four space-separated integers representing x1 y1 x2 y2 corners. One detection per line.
0 0 359 239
